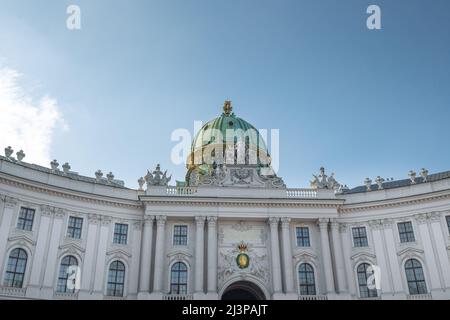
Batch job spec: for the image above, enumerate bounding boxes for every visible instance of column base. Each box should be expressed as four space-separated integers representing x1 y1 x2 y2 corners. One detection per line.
333 292 352 300
204 292 219 300
78 290 104 300
271 292 286 300
380 292 407 300
193 292 209 300
26 285 53 299
137 292 151 300
148 292 164 300
430 289 450 300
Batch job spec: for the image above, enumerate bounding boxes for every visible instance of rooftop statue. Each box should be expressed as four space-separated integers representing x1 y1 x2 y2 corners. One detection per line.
310 167 342 190
145 164 172 187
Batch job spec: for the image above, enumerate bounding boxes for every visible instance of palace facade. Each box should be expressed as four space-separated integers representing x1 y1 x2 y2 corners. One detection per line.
1 103 450 300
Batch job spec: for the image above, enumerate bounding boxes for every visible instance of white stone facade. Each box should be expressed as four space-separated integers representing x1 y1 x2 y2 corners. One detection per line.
1 155 450 300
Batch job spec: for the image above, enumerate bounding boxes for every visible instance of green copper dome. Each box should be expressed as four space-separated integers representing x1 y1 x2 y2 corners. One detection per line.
191 107 268 152
185 101 271 185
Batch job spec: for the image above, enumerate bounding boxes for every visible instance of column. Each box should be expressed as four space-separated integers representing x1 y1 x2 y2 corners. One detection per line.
28 206 53 297
206 216 218 294
152 215 167 293
268 217 282 295
93 217 111 296
139 215 154 295
0 196 16 276
415 214 441 291
369 219 393 296
318 218 335 294
429 213 450 289
382 219 404 295
330 219 347 294
280 217 295 293
194 216 205 294
79 214 100 299
41 209 65 297
340 223 357 297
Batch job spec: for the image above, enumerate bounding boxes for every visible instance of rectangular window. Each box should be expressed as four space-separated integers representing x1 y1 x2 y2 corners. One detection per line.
173 225 188 246
67 217 83 239
16 207 35 231
446 216 450 234
352 227 369 247
296 227 310 247
398 222 415 243
113 223 128 245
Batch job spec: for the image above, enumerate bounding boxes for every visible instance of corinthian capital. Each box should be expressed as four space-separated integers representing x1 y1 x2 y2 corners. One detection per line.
268 217 280 226
207 216 218 227
156 215 167 226
195 216 206 225
3 196 17 209
318 218 330 229
280 217 291 228
330 218 339 229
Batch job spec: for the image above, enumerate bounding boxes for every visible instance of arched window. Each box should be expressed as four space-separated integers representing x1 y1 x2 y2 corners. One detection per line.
107 261 125 297
56 256 78 293
170 262 188 294
4 248 27 288
298 263 316 295
357 263 378 298
405 259 427 295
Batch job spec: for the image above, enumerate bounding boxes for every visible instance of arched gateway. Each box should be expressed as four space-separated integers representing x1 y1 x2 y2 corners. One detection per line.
221 281 267 300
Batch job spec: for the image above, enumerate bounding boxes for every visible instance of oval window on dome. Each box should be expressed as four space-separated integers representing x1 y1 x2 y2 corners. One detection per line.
228 121 234 127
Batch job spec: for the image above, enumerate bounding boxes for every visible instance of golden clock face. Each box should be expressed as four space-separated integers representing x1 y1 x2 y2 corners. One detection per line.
236 253 249 269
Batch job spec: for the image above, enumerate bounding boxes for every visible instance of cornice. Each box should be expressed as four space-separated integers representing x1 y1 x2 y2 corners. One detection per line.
0 174 142 210
339 188 450 214
140 196 342 209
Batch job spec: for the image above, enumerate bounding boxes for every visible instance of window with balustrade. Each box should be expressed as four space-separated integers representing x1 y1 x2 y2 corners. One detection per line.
170 262 188 294
405 259 427 295
298 263 316 295
56 255 78 293
3 248 28 288
357 263 378 298
107 261 125 297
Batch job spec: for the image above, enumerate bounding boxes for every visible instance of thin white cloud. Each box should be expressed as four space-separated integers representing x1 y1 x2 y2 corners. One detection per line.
0 66 67 166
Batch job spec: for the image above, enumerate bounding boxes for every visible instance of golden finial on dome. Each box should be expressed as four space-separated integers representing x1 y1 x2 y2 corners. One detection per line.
223 100 232 116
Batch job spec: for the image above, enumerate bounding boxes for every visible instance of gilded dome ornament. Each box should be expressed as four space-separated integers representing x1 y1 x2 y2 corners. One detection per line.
223 100 233 116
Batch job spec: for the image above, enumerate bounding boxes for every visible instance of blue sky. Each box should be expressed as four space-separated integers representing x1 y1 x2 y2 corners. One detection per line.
1 0 449 189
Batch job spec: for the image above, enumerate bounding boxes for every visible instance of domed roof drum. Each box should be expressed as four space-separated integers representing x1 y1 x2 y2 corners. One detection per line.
186 101 272 185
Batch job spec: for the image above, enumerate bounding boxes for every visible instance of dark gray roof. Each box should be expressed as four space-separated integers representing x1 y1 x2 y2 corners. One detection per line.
343 170 450 194
0 155 127 189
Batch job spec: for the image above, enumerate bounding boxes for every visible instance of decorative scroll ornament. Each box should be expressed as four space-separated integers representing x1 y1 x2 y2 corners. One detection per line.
145 164 172 186
236 242 250 269
310 167 341 190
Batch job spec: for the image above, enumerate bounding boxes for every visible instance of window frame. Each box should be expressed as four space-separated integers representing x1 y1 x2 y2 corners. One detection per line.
172 224 189 247
397 221 415 243
16 207 36 231
106 260 126 297
3 248 28 288
113 223 129 245
404 258 428 295
295 226 311 247
56 255 79 293
67 216 84 239
170 261 188 295
356 263 378 298
298 263 316 296
352 226 369 248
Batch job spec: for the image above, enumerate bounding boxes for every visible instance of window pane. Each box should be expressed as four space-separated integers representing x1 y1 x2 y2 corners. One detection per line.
3 249 27 288
405 259 427 295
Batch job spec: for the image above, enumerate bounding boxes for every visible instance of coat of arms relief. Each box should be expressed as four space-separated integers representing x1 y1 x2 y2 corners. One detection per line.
217 221 270 287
